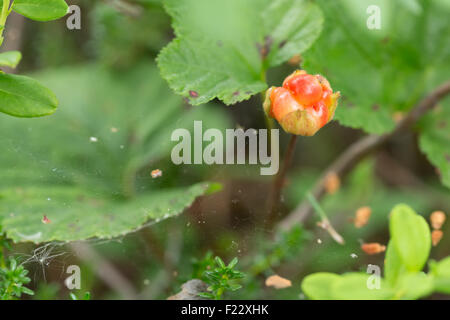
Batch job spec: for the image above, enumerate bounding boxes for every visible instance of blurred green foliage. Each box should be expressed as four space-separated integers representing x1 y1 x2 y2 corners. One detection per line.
0 62 229 242
302 204 450 300
0 0 448 300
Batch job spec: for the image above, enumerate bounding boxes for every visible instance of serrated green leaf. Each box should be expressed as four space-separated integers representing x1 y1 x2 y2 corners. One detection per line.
389 204 431 272
419 104 450 189
0 63 231 243
157 0 323 106
0 183 210 243
0 51 22 68
12 0 69 21
301 272 340 300
215 257 226 268
0 73 58 117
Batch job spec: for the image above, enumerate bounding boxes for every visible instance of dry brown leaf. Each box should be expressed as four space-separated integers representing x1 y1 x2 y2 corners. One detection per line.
265 275 292 289
432 230 444 246
430 211 446 230
324 172 340 195
361 243 386 255
354 206 372 228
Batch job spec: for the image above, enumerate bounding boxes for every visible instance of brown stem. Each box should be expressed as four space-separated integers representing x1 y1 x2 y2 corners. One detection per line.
278 81 450 231
266 134 298 229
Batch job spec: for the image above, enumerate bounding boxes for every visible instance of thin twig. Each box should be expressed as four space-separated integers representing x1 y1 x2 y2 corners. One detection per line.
306 192 344 245
278 81 450 230
266 134 298 229
103 0 142 17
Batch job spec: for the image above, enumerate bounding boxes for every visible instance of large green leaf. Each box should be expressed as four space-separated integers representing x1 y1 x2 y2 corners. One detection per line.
0 63 231 243
303 0 450 134
389 204 431 272
303 272 395 300
0 73 58 117
11 0 69 21
419 103 450 188
332 273 394 300
157 0 323 105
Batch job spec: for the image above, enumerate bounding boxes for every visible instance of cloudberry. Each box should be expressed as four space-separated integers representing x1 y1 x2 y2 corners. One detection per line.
264 70 340 136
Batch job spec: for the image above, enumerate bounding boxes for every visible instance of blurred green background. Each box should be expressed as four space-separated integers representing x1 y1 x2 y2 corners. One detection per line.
0 0 449 300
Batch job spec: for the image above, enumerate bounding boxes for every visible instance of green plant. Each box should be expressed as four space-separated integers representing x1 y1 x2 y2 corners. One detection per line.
301 204 450 300
0 226 33 300
199 256 245 300
0 0 69 117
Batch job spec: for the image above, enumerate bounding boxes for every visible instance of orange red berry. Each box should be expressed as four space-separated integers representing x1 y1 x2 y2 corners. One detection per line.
264 70 340 136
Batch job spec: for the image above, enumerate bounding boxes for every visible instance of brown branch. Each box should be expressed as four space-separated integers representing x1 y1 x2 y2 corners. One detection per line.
278 81 450 231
